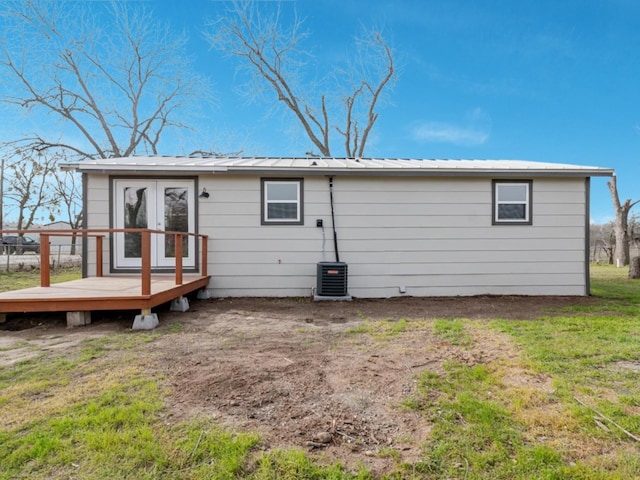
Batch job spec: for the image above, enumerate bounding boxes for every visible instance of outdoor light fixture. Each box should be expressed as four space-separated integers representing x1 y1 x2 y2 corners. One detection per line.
199 188 210 199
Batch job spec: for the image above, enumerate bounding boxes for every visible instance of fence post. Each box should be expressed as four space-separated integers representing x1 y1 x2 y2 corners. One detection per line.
96 236 103 277
175 233 183 285
201 236 208 277
141 230 151 296
40 234 50 287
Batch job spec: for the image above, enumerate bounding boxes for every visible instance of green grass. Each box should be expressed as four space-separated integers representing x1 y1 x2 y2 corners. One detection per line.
496 265 640 404
0 266 82 292
506 265 640 475
407 362 563 479
0 332 169 480
0 375 264 480
564 264 640 316
2 264 640 479
1 377 166 479
433 319 472 345
0 327 363 480
396 266 640 479
251 449 371 480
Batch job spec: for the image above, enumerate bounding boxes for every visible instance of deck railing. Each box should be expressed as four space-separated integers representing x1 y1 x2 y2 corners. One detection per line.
0 228 208 296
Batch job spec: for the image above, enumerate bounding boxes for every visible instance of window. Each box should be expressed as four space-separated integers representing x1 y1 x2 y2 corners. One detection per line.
492 180 532 225
261 178 304 225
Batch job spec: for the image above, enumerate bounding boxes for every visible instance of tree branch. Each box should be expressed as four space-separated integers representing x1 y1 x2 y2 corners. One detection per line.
0 1 209 160
207 1 394 157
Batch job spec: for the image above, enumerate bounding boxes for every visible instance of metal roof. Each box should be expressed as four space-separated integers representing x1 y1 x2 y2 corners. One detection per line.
60 156 614 177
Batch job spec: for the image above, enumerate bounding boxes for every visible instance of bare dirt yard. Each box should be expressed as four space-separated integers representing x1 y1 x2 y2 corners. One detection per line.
0 295 595 475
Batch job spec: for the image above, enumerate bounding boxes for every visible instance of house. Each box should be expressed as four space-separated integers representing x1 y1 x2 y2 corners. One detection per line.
38 221 83 252
62 157 613 298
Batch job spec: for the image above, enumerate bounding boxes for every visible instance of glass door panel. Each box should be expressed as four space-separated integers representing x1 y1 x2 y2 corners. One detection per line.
114 180 195 270
156 181 195 268
123 186 148 258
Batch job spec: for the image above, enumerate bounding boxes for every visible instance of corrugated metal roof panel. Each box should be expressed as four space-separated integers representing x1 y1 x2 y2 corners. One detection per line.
60 156 614 177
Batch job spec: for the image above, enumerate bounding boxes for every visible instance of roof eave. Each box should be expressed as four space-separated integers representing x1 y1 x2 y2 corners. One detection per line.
60 162 614 178
221 166 615 177
59 164 228 174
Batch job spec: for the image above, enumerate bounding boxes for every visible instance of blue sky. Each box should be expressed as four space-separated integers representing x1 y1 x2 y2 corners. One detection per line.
4 0 640 223
163 0 640 223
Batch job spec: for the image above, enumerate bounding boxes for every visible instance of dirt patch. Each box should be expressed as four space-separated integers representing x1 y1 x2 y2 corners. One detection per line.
0 294 596 475
150 295 592 473
0 311 134 366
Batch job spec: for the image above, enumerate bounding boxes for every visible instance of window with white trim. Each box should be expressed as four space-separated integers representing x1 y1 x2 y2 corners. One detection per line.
261 178 304 225
492 180 532 225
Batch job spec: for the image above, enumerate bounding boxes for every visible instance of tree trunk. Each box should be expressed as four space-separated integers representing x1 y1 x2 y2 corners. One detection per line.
70 234 77 256
614 213 630 267
629 257 640 279
607 175 639 267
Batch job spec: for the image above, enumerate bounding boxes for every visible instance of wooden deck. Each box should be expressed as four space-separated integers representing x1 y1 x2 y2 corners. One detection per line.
0 275 211 314
0 228 210 325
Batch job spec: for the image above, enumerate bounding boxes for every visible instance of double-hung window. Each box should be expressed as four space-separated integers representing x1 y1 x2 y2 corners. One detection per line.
492 180 532 225
261 178 304 225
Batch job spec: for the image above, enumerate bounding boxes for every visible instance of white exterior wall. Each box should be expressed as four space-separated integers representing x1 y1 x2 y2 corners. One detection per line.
84 173 588 297
84 174 111 276
199 174 587 298
198 175 333 297
336 176 586 297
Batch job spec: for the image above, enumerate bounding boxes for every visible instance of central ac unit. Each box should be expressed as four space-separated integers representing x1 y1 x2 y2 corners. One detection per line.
316 262 348 297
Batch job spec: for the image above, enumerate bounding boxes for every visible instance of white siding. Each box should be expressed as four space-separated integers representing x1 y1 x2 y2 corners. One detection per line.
84 173 589 298
196 175 587 298
84 174 110 276
198 175 331 297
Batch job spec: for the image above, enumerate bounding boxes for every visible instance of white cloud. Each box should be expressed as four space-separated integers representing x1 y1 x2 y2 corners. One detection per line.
413 122 489 145
411 108 491 146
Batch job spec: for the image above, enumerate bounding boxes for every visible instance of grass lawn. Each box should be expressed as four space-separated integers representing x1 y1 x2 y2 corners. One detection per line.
0 266 82 293
1 265 640 479
408 265 640 479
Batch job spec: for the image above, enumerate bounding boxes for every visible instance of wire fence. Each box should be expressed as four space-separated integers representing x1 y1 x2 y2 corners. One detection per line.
0 245 82 272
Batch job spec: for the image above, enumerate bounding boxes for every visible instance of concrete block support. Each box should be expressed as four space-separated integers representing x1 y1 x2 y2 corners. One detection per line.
0 313 6 324
197 288 213 300
170 296 189 312
132 312 159 330
67 311 91 327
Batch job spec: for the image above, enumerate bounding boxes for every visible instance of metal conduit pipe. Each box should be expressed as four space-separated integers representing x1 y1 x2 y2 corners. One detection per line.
329 176 340 263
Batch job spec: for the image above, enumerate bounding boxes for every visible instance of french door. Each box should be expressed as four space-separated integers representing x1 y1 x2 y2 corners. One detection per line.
113 179 196 270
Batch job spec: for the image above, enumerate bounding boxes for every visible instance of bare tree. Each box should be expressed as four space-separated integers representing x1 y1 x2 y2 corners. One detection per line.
630 213 640 255
206 0 395 157
0 0 210 159
607 174 640 267
2 148 58 240
50 167 83 255
0 156 5 232
590 221 615 264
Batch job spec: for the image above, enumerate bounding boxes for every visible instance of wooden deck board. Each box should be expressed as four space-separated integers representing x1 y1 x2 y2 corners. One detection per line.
0 275 210 313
